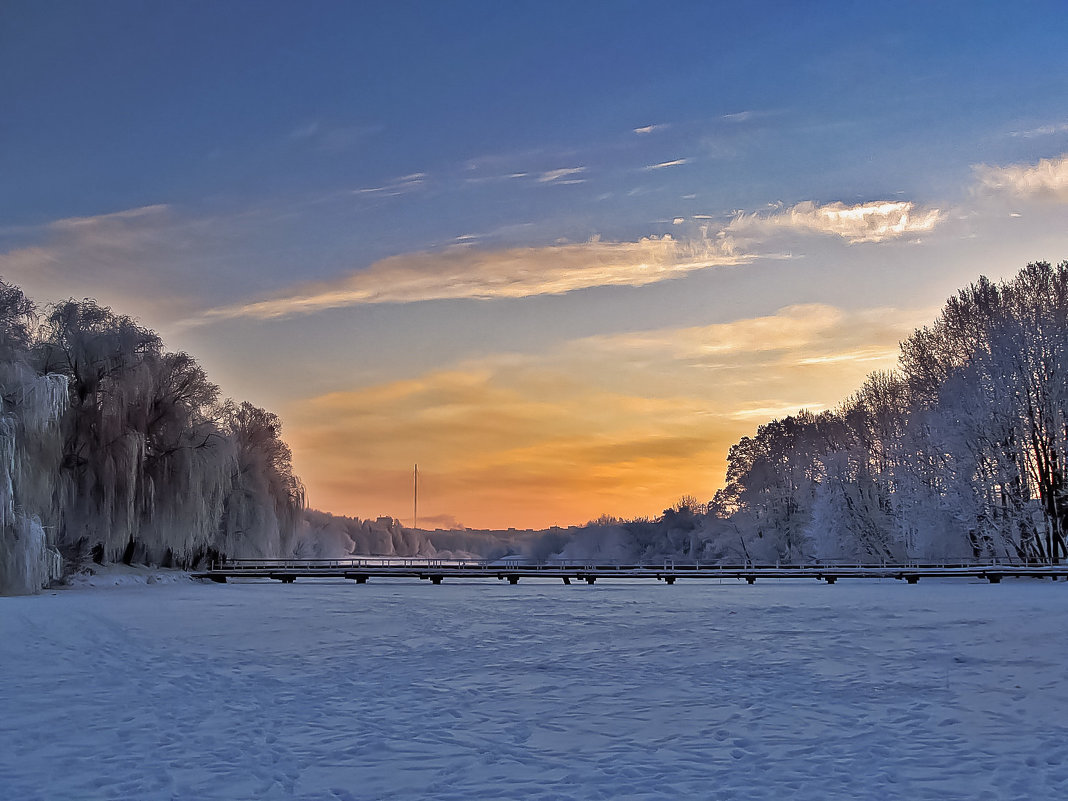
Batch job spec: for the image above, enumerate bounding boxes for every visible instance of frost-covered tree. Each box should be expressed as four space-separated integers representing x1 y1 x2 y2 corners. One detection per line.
711 261 1068 564
0 285 308 593
217 401 304 559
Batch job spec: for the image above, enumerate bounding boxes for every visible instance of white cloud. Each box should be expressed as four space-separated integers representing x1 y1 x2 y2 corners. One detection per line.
1009 123 1068 139
538 167 586 183
187 234 749 324
974 153 1068 203
725 200 943 244
644 158 688 170
634 124 668 135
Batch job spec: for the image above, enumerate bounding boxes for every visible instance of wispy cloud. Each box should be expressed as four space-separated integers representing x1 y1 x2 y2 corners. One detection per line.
644 158 688 170
464 171 529 185
353 173 426 196
730 403 828 420
1009 123 1068 139
285 120 382 152
538 166 586 183
634 124 668 135
49 204 171 230
582 303 916 367
725 200 944 244
187 234 748 324
0 204 274 324
974 153 1068 203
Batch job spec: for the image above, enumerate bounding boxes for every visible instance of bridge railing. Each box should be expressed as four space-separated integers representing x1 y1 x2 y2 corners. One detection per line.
211 556 1051 571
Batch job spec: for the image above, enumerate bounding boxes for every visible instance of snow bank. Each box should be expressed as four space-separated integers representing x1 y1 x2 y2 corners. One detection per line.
63 562 190 589
3 578 1068 799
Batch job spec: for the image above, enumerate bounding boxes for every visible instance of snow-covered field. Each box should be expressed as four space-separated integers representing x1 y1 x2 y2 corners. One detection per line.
3 574 1068 800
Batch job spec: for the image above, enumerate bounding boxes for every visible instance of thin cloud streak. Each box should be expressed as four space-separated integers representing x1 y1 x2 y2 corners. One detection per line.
49 204 171 230
352 173 426 196
644 159 688 170
538 167 587 183
186 235 749 324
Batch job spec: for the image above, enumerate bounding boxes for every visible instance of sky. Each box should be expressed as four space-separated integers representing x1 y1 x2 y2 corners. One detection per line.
3 1 1068 530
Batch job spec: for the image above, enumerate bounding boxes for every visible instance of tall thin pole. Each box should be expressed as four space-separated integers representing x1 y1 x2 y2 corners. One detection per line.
414 463 418 532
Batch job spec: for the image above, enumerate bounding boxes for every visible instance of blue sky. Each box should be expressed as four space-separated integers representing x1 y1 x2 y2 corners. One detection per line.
3 1 1068 527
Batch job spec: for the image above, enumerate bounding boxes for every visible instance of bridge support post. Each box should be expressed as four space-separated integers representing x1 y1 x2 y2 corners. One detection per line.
664 576 676 585
430 575 443 585
353 575 368 584
508 575 519 585
585 576 596 585
746 576 756 584
562 577 571 585
987 573 1002 584
824 576 837 584
906 575 919 584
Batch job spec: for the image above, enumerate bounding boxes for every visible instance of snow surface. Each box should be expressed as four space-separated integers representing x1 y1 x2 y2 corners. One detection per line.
3 575 1068 800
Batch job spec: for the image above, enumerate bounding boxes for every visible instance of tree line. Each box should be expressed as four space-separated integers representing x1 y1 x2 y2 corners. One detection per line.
693 260 1068 564
0 281 303 594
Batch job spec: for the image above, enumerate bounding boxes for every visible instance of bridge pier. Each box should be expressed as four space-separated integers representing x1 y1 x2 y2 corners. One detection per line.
664 576 676 585
585 576 596 585
746 576 756 584
824 576 837 584
987 573 1002 584
508 575 519 585
562 577 571 585
906 575 919 584
430 575 443 585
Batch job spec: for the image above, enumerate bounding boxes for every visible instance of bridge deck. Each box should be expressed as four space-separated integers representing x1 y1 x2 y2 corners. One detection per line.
192 560 1068 585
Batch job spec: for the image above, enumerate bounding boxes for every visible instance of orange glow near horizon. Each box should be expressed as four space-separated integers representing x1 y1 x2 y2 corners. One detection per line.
285 303 925 530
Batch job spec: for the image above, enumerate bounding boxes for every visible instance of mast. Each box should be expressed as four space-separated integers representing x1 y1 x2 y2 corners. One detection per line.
414 463 418 532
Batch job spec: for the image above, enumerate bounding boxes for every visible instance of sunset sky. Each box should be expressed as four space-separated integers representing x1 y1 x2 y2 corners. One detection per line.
4 1 1068 529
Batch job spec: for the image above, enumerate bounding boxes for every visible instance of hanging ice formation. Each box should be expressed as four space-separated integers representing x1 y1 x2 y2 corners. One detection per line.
0 365 68 595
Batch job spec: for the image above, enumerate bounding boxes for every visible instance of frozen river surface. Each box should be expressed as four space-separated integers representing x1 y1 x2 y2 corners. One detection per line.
3 575 1068 800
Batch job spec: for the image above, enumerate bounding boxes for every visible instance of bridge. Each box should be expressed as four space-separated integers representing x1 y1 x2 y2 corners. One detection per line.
193 558 1068 585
